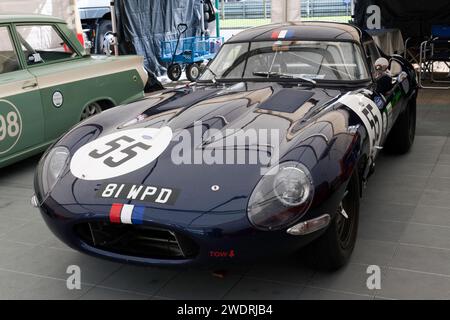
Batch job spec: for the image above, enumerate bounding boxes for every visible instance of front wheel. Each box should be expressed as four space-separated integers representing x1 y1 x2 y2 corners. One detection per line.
96 19 113 55
305 170 360 271
384 100 416 154
167 63 182 81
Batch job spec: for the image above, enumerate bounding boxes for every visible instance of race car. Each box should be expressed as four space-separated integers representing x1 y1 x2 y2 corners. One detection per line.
33 22 418 270
0 14 147 168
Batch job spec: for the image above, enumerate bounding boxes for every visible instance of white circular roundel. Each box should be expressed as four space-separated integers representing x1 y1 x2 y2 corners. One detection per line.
52 91 63 108
0 99 22 155
70 127 173 180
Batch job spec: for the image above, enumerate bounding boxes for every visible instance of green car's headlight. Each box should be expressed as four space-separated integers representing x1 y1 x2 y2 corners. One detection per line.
247 161 314 230
40 146 70 197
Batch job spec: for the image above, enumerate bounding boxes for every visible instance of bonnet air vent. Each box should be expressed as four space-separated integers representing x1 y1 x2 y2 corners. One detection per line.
258 89 314 113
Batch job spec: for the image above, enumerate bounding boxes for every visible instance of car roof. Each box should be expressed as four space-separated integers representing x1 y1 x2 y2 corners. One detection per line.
227 21 363 43
0 14 65 25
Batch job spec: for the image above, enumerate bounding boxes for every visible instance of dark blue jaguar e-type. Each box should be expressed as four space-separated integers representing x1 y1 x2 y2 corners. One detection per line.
33 22 418 270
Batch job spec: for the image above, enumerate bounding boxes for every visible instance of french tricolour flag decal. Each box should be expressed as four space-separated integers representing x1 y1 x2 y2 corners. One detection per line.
109 203 145 225
271 29 294 39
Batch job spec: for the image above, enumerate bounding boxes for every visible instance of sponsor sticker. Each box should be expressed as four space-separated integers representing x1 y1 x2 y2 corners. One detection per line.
209 249 236 258
382 111 388 137
97 183 179 205
70 127 173 180
386 102 393 131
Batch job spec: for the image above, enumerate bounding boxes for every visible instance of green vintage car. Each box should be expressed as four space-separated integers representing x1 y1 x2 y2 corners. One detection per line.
0 14 148 168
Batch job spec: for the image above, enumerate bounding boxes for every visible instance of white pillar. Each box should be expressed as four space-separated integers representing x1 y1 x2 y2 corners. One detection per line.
287 0 301 22
69 0 84 34
271 0 301 23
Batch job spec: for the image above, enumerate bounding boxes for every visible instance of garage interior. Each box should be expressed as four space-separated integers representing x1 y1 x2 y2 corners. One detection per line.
1 0 450 300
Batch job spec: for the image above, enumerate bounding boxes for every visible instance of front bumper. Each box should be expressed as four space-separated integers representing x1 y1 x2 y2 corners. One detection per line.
36 195 339 268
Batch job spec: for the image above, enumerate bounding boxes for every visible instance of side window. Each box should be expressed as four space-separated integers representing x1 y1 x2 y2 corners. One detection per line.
0 26 20 74
364 41 381 77
15 25 78 66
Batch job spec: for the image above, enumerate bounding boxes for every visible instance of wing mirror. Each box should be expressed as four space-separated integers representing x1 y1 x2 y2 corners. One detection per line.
389 60 403 77
374 58 393 94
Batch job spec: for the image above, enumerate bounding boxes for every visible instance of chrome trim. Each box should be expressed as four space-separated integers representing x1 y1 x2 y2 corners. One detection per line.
287 214 331 236
30 195 39 208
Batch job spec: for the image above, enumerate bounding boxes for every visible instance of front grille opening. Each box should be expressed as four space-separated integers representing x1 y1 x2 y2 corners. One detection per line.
74 222 198 260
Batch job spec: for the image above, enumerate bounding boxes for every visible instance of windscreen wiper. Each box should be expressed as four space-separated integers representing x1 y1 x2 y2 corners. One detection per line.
252 71 317 86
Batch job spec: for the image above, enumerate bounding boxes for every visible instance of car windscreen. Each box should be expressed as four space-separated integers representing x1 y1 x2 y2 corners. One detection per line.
200 40 370 82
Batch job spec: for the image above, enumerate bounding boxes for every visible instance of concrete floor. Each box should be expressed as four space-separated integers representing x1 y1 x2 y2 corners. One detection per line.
0 89 450 300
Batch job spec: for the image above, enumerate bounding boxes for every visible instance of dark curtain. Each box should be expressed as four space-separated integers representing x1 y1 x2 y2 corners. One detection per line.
115 0 203 76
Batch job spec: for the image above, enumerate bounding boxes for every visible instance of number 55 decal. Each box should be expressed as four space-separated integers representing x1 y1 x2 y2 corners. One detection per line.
338 93 383 159
89 136 152 168
71 127 173 180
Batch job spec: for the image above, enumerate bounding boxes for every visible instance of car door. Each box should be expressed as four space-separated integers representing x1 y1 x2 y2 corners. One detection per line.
0 24 44 165
14 23 87 142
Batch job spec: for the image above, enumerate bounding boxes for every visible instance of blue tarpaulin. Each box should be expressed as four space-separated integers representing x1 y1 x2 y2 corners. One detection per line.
115 0 204 76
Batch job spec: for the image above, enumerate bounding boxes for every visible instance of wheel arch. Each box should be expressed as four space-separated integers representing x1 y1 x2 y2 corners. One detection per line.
356 153 368 198
340 123 370 199
79 97 116 120
353 122 371 199
101 13 112 21
96 98 116 111
341 135 368 200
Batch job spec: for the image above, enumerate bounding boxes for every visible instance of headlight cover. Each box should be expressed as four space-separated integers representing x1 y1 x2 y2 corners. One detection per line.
40 146 70 198
247 161 314 230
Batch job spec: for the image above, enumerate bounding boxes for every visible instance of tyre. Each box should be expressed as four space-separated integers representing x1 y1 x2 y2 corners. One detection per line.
167 63 182 81
305 170 360 271
186 63 201 82
384 100 416 154
80 102 102 121
96 19 113 55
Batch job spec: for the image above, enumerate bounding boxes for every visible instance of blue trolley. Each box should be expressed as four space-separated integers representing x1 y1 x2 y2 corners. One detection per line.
161 24 223 81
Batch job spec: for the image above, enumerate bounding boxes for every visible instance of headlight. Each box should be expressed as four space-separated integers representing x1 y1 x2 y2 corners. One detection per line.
247 161 314 230
40 146 70 197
